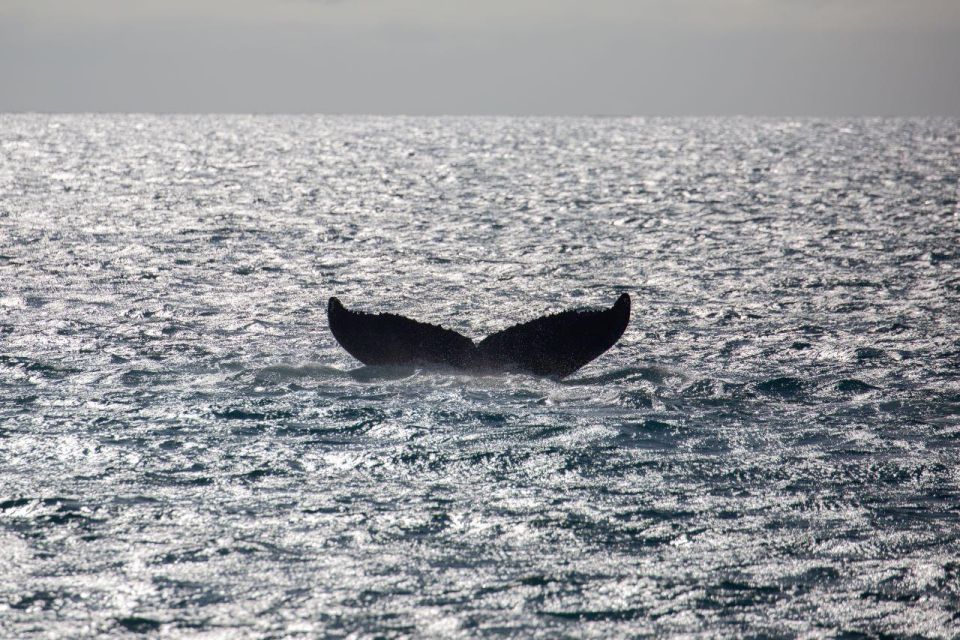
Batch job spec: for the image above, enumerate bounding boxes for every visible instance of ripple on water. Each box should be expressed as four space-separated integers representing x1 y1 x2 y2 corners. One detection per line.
1 115 958 638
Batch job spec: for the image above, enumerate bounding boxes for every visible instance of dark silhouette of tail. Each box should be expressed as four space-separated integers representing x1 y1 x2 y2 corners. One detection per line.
327 297 476 369
475 293 630 378
327 294 630 379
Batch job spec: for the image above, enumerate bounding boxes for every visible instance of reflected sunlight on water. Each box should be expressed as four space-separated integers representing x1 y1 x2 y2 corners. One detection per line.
1 115 958 637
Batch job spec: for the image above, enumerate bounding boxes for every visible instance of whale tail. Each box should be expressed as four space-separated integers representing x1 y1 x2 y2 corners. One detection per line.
327 294 630 379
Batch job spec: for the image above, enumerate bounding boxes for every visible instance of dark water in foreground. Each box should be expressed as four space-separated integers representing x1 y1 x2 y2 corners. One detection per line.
1 115 958 638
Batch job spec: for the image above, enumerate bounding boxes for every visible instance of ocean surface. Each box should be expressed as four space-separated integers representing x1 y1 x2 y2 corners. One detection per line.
1 115 958 638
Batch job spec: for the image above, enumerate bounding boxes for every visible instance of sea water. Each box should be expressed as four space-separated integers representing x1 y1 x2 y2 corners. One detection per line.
1 115 958 638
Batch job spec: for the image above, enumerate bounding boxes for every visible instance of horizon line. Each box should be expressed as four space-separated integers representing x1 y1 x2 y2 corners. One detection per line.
2 111 957 119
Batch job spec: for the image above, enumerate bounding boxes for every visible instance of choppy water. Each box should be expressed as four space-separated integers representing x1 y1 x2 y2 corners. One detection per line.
1 115 958 638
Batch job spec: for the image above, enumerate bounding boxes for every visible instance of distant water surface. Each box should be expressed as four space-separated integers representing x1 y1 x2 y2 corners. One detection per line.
1 115 958 638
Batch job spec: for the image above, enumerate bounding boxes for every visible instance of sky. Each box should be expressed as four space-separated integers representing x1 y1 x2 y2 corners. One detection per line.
1 0 959 115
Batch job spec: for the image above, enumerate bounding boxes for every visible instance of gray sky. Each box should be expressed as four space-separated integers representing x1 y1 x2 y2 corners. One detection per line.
2 0 959 115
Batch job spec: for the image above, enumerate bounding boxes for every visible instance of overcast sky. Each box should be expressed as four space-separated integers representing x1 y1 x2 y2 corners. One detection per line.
2 0 959 115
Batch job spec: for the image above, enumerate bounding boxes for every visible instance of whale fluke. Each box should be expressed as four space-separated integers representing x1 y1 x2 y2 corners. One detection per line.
327 294 630 379
327 297 476 369
476 293 631 378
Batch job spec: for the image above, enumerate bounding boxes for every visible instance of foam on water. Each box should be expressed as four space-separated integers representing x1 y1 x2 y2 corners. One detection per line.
1 115 958 638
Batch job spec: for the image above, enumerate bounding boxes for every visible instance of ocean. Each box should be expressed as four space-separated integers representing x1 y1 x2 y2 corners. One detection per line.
1 115 958 638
